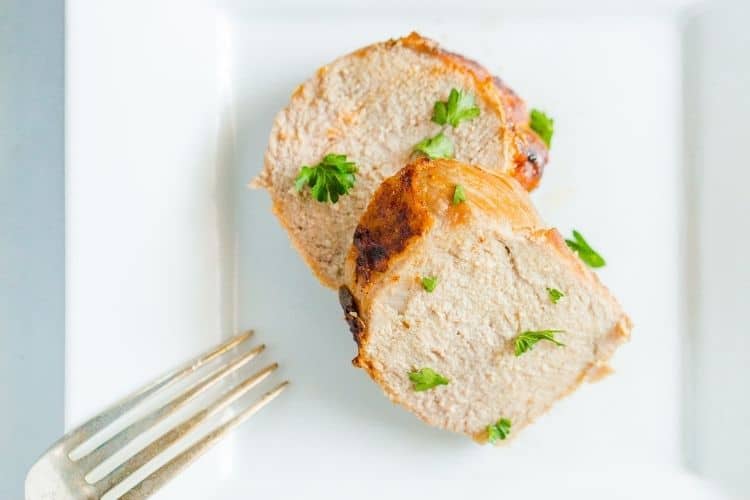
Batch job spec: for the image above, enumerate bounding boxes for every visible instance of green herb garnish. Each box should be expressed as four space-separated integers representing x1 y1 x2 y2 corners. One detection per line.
565 230 606 268
421 276 438 292
487 418 512 443
514 330 565 356
432 88 481 128
547 288 564 304
452 184 466 205
408 367 449 391
414 131 454 159
294 153 357 203
529 109 554 148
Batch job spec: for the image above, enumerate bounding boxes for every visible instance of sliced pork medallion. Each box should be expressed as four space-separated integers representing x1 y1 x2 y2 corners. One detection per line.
340 159 631 443
253 32 549 288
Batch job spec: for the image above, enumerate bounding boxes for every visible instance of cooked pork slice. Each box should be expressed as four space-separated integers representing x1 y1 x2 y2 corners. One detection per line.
339 159 631 443
254 32 548 288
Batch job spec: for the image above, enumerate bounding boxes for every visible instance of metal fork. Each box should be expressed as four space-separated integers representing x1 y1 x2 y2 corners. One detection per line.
25 330 288 499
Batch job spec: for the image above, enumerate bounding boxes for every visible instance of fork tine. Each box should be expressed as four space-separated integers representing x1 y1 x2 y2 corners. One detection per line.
93 363 278 495
64 330 254 450
119 381 289 500
75 343 265 472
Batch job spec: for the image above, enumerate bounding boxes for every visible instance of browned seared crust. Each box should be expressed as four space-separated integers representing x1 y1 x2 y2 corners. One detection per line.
338 285 364 343
352 163 433 285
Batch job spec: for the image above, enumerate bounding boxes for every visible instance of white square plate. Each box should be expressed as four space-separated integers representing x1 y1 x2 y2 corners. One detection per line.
66 1 732 498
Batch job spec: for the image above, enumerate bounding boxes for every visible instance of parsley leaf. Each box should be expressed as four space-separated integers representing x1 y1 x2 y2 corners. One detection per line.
547 287 564 304
487 418 512 443
433 88 481 128
294 153 357 203
408 367 449 391
452 184 466 205
529 109 554 148
414 131 454 159
565 230 606 268
421 276 438 292
514 330 565 356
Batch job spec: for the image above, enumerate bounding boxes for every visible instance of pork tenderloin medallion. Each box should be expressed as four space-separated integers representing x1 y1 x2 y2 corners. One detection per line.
253 32 548 288
339 158 631 443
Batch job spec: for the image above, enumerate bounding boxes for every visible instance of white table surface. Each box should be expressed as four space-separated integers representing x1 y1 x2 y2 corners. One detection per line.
64 1 739 498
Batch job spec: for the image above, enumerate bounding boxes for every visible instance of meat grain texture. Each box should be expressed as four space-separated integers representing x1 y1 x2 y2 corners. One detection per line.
254 32 548 288
341 159 631 443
